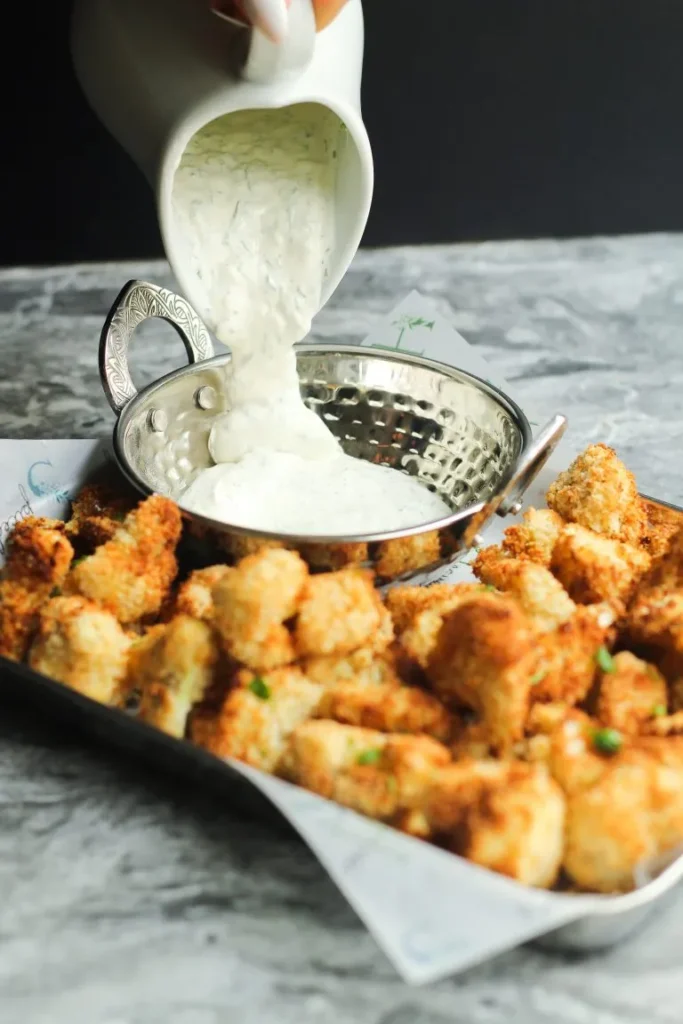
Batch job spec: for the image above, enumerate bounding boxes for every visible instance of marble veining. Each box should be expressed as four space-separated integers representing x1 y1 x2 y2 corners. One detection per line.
1 235 682 1022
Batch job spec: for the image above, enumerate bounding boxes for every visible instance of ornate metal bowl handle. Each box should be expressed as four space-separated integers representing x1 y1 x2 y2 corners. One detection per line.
99 280 215 413
495 414 568 517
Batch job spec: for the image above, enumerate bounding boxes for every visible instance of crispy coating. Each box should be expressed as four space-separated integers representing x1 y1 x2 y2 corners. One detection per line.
29 595 130 703
390 583 483 668
303 646 402 689
545 709 611 796
66 480 137 549
532 605 616 706
626 586 683 656
297 541 369 572
546 443 645 545
641 500 682 565
423 759 566 888
0 517 74 661
427 593 538 751
316 680 454 741
191 666 323 772
295 568 383 658
647 524 683 591
174 565 232 622
551 524 650 605
563 742 683 892
501 507 564 566
64 496 181 624
642 710 683 737
212 548 308 670
281 719 450 822
134 615 220 738
473 548 576 633
596 652 668 735
375 531 441 581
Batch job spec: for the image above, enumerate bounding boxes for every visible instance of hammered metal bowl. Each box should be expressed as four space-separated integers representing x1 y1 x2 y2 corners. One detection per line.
99 280 566 582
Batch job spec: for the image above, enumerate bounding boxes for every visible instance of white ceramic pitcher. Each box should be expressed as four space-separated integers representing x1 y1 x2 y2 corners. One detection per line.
70 0 373 317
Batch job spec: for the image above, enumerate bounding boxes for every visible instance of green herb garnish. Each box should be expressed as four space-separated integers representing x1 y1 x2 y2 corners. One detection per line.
50 587 61 598
592 727 623 755
481 584 497 592
530 669 547 686
651 704 667 718
357 748 382 766
72 555 86 568
595 646 616 674
248 676 271 700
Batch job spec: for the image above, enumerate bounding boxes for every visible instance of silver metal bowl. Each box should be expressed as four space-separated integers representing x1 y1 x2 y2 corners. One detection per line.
99 280 566 582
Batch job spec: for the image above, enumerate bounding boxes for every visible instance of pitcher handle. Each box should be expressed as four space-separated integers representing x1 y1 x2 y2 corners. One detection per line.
99 280 214 414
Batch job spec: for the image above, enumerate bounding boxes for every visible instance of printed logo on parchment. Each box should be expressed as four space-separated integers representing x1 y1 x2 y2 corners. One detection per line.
0 461 71 556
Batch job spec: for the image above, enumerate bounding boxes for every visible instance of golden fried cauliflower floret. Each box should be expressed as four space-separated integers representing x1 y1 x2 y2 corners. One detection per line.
641 500 682 565
626 586 683 656
596 652 668 736
532 605 616 707
65 496 182 624
303 646 402 689
316 680 454 741
297 541 368 572
388 582 483 668
545 709 611 795
281 720 450 823
563 742 683 892
501 507 564 566
424 759 565 888
190 666 323 772
375 531 441 581
216 533 285 562
0 517 74 661
551 523 650 605
473 548 576 633
66 480 137 549
212 548 308 670
648 524 683 590
546 443 645 545
174 565 232 622
28 595 130 703
134 615 219 738
427 593 538 751
295 568 383 658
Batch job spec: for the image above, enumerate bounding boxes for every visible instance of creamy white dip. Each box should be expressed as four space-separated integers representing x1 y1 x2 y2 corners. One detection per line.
171 103 450 536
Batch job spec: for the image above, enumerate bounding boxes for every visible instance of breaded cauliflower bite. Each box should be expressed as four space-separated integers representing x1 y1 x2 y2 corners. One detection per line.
303 646 401 689
0 517 74 660
297 541 368 572
375 531 441 581
191 666 324 772
473 548 576 633
423 759 566 888
551 523 650 605
596 652 668 735
212 548 308 670
563 740 683 892
281 719 450 823
65 496 182 624
134 615 220 738
501 507 564 566
627 586 683 656
66 479 137 549
295 568 384 658
29 595 130 703
546 443 645 545
641 500 682 565
388 582 483 668
427 593 538 750
531 605 616 707
316 679 454 741
174 565 232 622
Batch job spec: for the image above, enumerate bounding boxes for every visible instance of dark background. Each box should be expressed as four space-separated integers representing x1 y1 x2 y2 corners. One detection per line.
9 0 683 266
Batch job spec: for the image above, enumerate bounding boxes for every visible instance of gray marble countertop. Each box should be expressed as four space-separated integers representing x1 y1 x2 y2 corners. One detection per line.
1 235 683 1023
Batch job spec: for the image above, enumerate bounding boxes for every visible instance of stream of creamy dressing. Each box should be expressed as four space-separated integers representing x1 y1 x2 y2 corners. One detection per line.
171 104 450 535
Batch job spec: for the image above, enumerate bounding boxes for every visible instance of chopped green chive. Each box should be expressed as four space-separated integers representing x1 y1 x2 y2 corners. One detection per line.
248 676 271 700
595 646 616 673
530 669 547 686
592 728 623 755
357 748 382 766
481 584 497 592
72 555 86 568
651 704 667 718
50 587 61 598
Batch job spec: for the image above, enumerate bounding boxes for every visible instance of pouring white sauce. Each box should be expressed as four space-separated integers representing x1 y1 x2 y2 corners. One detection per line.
171 103 450 535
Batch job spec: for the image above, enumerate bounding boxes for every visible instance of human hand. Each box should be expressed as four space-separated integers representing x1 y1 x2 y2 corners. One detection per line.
212 1 348 42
